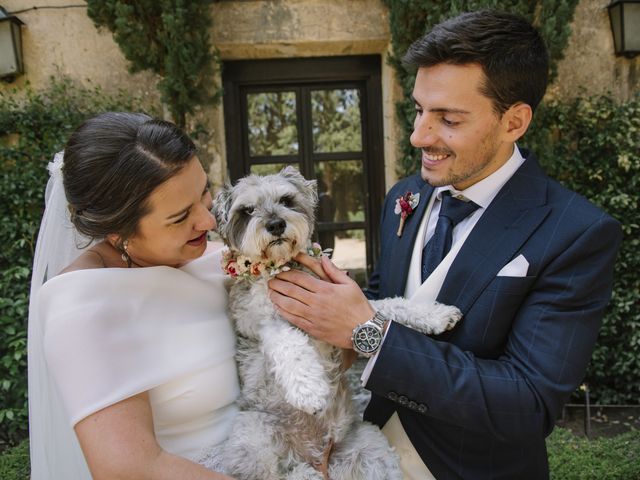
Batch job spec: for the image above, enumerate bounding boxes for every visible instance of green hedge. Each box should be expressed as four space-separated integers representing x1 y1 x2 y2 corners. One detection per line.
524 95 640 405
0 77 156 445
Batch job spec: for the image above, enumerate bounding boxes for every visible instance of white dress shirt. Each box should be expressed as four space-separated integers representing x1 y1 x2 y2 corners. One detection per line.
361 145 526 479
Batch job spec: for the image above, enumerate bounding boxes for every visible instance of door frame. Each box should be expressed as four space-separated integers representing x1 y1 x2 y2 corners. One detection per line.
222 55 385 276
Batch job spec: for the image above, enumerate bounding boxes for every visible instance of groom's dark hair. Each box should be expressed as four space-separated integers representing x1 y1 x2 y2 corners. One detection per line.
403 10 549 114
63 112 197 245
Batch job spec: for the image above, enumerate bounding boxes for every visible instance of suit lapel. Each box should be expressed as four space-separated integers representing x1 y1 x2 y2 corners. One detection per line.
385 178 434 298
437 156 550 313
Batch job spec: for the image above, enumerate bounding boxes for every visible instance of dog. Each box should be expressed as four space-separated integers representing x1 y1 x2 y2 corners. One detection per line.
212 166 462 480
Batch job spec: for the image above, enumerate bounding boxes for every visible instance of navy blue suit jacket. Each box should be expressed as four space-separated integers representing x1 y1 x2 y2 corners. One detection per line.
363 151 622 479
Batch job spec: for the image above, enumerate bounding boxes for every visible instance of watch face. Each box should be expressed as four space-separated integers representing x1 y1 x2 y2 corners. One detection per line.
353 325 382 354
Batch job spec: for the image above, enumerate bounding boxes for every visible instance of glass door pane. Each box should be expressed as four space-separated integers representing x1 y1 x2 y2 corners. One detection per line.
311 88 362 153
247 91 298 156
315 159 366 282
330 228 367 286
315 160 365 224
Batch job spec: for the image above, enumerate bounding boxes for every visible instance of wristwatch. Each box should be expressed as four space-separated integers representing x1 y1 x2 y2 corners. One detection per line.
351 311 388 357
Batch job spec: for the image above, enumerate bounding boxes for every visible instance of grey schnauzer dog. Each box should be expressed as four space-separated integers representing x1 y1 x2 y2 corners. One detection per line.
212 167 461 480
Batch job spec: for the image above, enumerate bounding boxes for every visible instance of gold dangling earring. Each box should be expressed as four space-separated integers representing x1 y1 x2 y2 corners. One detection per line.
121 240 132 267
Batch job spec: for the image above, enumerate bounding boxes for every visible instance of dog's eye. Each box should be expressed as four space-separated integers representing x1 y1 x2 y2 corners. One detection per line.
242 206 254 215
279 195 294 208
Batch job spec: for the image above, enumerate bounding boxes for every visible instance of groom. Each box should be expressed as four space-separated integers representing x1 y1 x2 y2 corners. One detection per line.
269 10 622 479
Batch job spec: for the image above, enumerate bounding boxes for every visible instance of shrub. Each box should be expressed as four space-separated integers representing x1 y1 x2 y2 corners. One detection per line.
524 94 640 404
0 77 156 445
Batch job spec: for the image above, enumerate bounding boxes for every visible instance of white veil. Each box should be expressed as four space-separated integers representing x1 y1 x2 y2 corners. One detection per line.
27 152 93 479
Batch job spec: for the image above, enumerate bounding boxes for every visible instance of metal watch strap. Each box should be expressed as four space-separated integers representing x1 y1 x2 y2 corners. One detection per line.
368 310 387 330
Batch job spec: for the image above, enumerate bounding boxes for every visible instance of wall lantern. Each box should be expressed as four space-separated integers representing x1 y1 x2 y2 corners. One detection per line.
0 6 24 81
608 0 640 58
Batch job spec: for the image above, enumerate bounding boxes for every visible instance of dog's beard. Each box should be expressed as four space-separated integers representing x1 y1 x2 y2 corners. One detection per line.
236 213 311 262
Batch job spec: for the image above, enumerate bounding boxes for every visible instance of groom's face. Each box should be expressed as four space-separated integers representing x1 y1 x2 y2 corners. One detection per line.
410 63 515 191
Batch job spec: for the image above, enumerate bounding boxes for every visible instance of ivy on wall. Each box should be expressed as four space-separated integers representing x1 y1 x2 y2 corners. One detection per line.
383 0 579 175
85 0 219 128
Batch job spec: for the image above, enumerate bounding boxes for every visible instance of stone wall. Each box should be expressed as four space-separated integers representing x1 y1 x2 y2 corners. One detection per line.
550 0 639 101
0 0 160 104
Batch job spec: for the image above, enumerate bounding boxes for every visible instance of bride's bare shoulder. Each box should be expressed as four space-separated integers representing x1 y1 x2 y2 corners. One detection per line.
59 250 106 275
59 243 121 275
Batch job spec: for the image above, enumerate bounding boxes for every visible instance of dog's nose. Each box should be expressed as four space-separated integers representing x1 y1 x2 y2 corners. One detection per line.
266 218 286 236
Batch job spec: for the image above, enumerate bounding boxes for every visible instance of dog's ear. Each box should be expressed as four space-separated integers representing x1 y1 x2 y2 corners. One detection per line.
279 166 318 206
213 182 234 232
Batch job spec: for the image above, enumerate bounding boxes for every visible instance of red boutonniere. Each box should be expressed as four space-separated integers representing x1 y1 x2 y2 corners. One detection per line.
394 191 420 237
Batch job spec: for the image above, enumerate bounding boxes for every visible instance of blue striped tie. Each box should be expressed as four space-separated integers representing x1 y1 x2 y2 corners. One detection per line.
421 192 480 283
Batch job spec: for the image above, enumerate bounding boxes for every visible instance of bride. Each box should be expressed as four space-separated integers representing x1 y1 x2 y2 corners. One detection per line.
28 112 238 479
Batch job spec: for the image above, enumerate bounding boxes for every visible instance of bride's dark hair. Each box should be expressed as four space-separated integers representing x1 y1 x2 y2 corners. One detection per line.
63 112 197 244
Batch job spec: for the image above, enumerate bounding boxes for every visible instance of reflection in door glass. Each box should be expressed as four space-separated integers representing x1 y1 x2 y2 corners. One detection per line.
250 163 298 176
330 229 367 286
311 89 362 153
247 92 298 156
314 160 364 224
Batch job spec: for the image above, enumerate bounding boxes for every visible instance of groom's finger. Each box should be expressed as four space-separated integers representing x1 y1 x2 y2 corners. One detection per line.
272 268 327 293
320 255 351 285
292 252 331 282
269 289 319 332
268 276 319 307
272 299 314 333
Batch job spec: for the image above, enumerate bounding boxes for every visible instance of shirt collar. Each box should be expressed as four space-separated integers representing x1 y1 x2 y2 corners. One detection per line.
434 144 526 209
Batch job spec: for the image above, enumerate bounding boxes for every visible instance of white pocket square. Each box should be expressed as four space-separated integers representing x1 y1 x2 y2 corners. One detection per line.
497 254 529 277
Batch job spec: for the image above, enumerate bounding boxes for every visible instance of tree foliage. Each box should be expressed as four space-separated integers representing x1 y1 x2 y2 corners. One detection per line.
86 0 218 128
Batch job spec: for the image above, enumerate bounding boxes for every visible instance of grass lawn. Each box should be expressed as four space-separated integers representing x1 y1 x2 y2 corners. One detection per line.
0 440 29 480
547 427 640 479
2 427 639 479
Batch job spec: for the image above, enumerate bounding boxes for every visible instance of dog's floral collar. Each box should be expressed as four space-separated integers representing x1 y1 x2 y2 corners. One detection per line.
222 242 328 280
394 191 420 237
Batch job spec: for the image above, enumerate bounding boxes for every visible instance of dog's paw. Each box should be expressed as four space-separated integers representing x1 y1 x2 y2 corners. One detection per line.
373 297 463 336
428 303 463 334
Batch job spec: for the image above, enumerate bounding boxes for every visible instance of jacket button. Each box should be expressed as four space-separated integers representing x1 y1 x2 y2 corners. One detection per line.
388 392 398 401
408 400 418 410
417 403 428 414
398 395 409 406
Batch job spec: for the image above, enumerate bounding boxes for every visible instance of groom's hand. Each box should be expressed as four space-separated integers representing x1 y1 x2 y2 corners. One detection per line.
268 253 375 349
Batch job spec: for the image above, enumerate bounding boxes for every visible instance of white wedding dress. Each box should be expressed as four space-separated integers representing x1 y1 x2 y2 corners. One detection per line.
33 246 239 478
